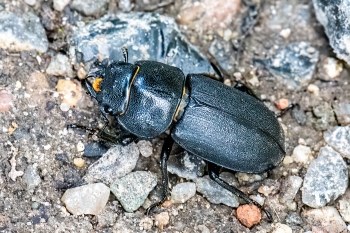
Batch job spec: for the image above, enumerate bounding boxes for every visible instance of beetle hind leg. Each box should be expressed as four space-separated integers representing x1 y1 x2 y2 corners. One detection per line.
146 135 174 216
207 162 273 222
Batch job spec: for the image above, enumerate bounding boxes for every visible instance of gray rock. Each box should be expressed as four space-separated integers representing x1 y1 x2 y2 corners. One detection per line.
302 146 348 208
23 164 41 190
324 125 350 159
312 102 337 131
333 102 350 125
71 0 108 16
254 42 319 90
285 212 303 226
83 143 139 185
196 174 239 207
302 206 347 233
137 140 153 158
170 182 196 204
168 151 206 180
71 13 215 76
313 0 350 65
46 54 75 78
279 176 303 203
0 11 48 53
110 171 157 212
61 183 110 215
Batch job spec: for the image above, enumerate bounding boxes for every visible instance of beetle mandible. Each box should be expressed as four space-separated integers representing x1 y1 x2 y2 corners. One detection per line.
70 48 290 222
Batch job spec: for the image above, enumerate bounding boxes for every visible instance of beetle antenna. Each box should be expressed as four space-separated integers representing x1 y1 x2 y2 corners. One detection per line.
122 46 128 63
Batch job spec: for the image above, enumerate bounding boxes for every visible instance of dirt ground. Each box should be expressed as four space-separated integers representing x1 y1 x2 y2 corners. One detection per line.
0 0 349 232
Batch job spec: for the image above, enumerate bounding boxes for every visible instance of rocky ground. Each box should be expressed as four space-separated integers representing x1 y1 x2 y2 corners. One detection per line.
1 0 350 232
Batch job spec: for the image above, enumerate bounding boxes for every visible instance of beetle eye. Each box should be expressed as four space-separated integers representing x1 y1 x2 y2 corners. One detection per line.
104 105 113 114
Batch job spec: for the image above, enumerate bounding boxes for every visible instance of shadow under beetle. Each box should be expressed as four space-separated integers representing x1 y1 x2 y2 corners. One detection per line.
70 48 291 222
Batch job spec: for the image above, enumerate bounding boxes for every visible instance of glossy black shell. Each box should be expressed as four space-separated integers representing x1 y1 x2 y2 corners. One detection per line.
118 61 185 138
172 74 285 173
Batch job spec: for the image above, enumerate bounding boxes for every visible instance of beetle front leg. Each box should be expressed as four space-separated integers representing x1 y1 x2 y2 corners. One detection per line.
207 162 273 222
146 135 174 216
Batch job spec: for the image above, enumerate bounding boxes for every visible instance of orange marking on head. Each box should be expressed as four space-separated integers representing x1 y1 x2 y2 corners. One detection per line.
92 77 103 92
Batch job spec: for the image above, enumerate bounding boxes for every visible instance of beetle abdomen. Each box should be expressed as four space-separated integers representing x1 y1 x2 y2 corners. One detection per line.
118 61 185 138
172 74 285 173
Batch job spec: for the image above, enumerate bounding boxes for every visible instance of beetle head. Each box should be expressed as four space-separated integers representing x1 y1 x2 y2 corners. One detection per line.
85 61 139 116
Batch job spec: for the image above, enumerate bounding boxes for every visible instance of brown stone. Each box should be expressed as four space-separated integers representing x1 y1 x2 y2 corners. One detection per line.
236 204 261 228
275 98 289 110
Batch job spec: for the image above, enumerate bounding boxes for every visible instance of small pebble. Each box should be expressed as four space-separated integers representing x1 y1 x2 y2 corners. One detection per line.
272 223 292 233
73 158 85 167
307 84 320 94
61 183 110 215
0 90 13 112
154 212 169 230
170 182 196 204
282 155 293 165
137 140 153 157
23 164 41 190
24 0 36 6
76 142 85 152
60 102 70 112
291 145 313 165
323 57 343 79
236 204 261 228
275 98 289 110
53 0 70 11
279 28 291 39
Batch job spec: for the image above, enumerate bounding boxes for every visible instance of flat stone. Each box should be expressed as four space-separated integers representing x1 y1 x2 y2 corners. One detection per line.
302 206 347 233
0 11 48 53
83 143 139 185
196 174 239 207
170 182 196 204
324 125 350 158
302 146 348 208
61 183 110 215
110 171 157 212
71 13 215 76
255 42 319 90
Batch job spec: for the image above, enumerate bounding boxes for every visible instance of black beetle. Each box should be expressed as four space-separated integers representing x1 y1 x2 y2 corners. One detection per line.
70 48 291 222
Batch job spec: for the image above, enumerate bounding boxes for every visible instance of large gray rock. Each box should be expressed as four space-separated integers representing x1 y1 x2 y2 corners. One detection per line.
71 13 215 76
324 125 350 159
255 42 319 90
83 143 139 185
302 146 348 208
71 0 108 16
313 0 350 65
110 171 157 212
0 11 48 53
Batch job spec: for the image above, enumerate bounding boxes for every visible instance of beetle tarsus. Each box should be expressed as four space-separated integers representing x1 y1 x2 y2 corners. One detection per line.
207 162 273 222
275 103 295 118
146 135 174 216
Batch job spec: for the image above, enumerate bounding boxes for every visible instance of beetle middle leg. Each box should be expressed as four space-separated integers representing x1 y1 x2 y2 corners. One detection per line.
146 134 174 216
207 162 273 222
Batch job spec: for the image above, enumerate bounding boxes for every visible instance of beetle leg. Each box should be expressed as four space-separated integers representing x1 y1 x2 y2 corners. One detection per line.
122 46 128 63
275 103 295 118
146 135 175 216
234 82 261 101
207 162 273 222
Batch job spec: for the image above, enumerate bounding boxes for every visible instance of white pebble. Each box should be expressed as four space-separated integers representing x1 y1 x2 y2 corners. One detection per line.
76 142 85 152
60 102 70 112
292 145 313 165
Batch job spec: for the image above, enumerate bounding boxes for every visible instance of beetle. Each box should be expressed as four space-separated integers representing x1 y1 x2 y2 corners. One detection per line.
69 48 292 222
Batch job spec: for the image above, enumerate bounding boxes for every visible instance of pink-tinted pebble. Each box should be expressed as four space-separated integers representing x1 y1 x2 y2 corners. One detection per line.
0 90 13 112
236 204 262 228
